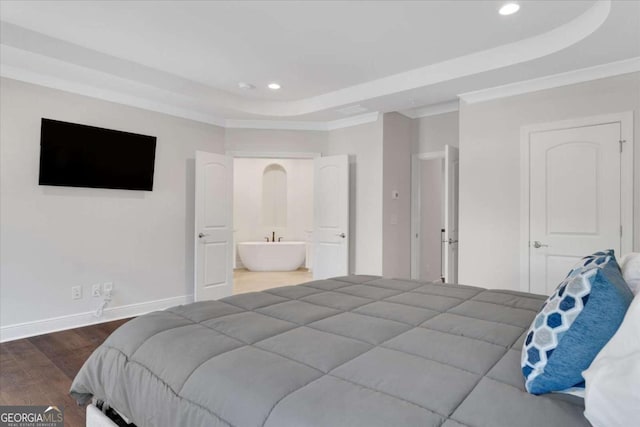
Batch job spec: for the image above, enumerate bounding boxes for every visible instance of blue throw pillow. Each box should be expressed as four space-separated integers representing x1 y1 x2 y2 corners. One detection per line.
521 250 633 395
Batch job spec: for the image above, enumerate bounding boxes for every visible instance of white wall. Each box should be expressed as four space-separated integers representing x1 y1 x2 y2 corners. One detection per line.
225 128 327 154
327 117 384 275
414 111 459 153
459 72 640 291
9 69 636 339
233 158 313 265
0 78 226 337
382 112 414 279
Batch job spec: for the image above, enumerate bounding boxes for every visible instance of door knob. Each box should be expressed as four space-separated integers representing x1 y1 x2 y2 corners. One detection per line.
198 233 209 239
336 233 346 238
532 241 549 248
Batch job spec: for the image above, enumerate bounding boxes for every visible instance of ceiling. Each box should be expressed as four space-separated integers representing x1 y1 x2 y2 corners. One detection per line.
1 0 639 127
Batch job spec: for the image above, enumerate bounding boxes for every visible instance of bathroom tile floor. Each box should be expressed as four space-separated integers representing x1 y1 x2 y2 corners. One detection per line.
233 268 313 294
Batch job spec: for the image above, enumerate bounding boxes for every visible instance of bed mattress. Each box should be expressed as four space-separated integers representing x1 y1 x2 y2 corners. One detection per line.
71 276 590 426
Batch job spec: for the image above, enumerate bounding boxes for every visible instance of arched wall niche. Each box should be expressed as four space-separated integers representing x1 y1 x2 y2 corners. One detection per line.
262 163 287 227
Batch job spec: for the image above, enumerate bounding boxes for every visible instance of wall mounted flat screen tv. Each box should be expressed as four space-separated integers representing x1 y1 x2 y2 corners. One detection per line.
39 119 157 191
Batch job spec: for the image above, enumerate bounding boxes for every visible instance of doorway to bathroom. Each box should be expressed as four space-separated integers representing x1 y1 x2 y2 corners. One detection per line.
232 154 316 294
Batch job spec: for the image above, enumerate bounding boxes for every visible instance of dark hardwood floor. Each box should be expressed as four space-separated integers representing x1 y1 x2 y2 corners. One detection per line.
0 318 131 427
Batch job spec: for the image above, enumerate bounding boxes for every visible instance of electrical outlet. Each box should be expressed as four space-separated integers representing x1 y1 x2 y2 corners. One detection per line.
71 286 82 300
91 283 102 297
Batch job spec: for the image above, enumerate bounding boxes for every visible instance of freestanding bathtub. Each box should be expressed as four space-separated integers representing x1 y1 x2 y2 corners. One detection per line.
237 241 306 271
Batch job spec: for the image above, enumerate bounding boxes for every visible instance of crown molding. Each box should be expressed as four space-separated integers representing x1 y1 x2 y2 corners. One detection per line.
399 100 459 119
3 46 636 131
459 56 640 104
0 0 610 118
0 63 229 127
220 112 380 131
325 112 380 130
224 118 327 131
0 64 380 132
259 0 609 117
1 53 382 134
0 0 617 130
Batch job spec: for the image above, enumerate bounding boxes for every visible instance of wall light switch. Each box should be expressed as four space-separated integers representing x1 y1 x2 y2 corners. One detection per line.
91 283 102 297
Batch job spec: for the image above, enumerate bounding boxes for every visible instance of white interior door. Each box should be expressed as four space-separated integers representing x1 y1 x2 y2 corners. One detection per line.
412 157 445 282
194 151 233 301
529 123 621 295
313 155 349 280
443 145 459 284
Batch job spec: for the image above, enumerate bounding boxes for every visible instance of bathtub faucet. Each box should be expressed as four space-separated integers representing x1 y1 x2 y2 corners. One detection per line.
264 236 270 242
272 231 275 242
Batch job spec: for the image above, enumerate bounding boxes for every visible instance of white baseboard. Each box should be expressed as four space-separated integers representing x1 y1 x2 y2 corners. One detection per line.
0 294 193 343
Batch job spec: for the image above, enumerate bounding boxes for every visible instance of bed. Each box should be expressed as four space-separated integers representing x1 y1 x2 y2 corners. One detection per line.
71 275 591 426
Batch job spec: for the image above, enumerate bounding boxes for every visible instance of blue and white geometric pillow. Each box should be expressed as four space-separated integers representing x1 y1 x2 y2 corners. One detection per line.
564 250 613 279
521 250 633 395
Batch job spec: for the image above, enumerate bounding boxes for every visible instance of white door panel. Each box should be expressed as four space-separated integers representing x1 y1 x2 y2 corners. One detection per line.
313 155 349 280
204 163 229 227
413 157 444 282
444 145 459 284
529 123 621 295
195 151 233 301
545 143 599 234
317 165 340 227
545 255 582 287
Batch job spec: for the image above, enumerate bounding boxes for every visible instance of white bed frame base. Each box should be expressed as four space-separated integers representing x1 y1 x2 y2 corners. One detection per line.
86 404 118 427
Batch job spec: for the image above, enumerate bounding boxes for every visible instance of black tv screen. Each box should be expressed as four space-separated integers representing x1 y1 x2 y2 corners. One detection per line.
39 119 157 191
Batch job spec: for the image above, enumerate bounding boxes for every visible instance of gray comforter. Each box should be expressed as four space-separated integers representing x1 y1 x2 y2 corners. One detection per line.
71 276 591 426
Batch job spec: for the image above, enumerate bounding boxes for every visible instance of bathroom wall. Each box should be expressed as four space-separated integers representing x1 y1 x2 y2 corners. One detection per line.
225 128 327 154
233 158 314 267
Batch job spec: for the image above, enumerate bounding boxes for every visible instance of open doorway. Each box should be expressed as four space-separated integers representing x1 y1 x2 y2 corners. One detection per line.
194 152 350 302
418 157 444 281
412 155 445 282
231 155 315 294
411 146 459 283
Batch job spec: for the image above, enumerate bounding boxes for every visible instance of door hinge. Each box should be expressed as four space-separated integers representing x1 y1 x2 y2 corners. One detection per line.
619 139 626 153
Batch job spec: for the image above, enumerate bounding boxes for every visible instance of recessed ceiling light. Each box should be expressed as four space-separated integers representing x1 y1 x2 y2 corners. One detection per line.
499 2 520 15
267 82 281 90
238 82 255 90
